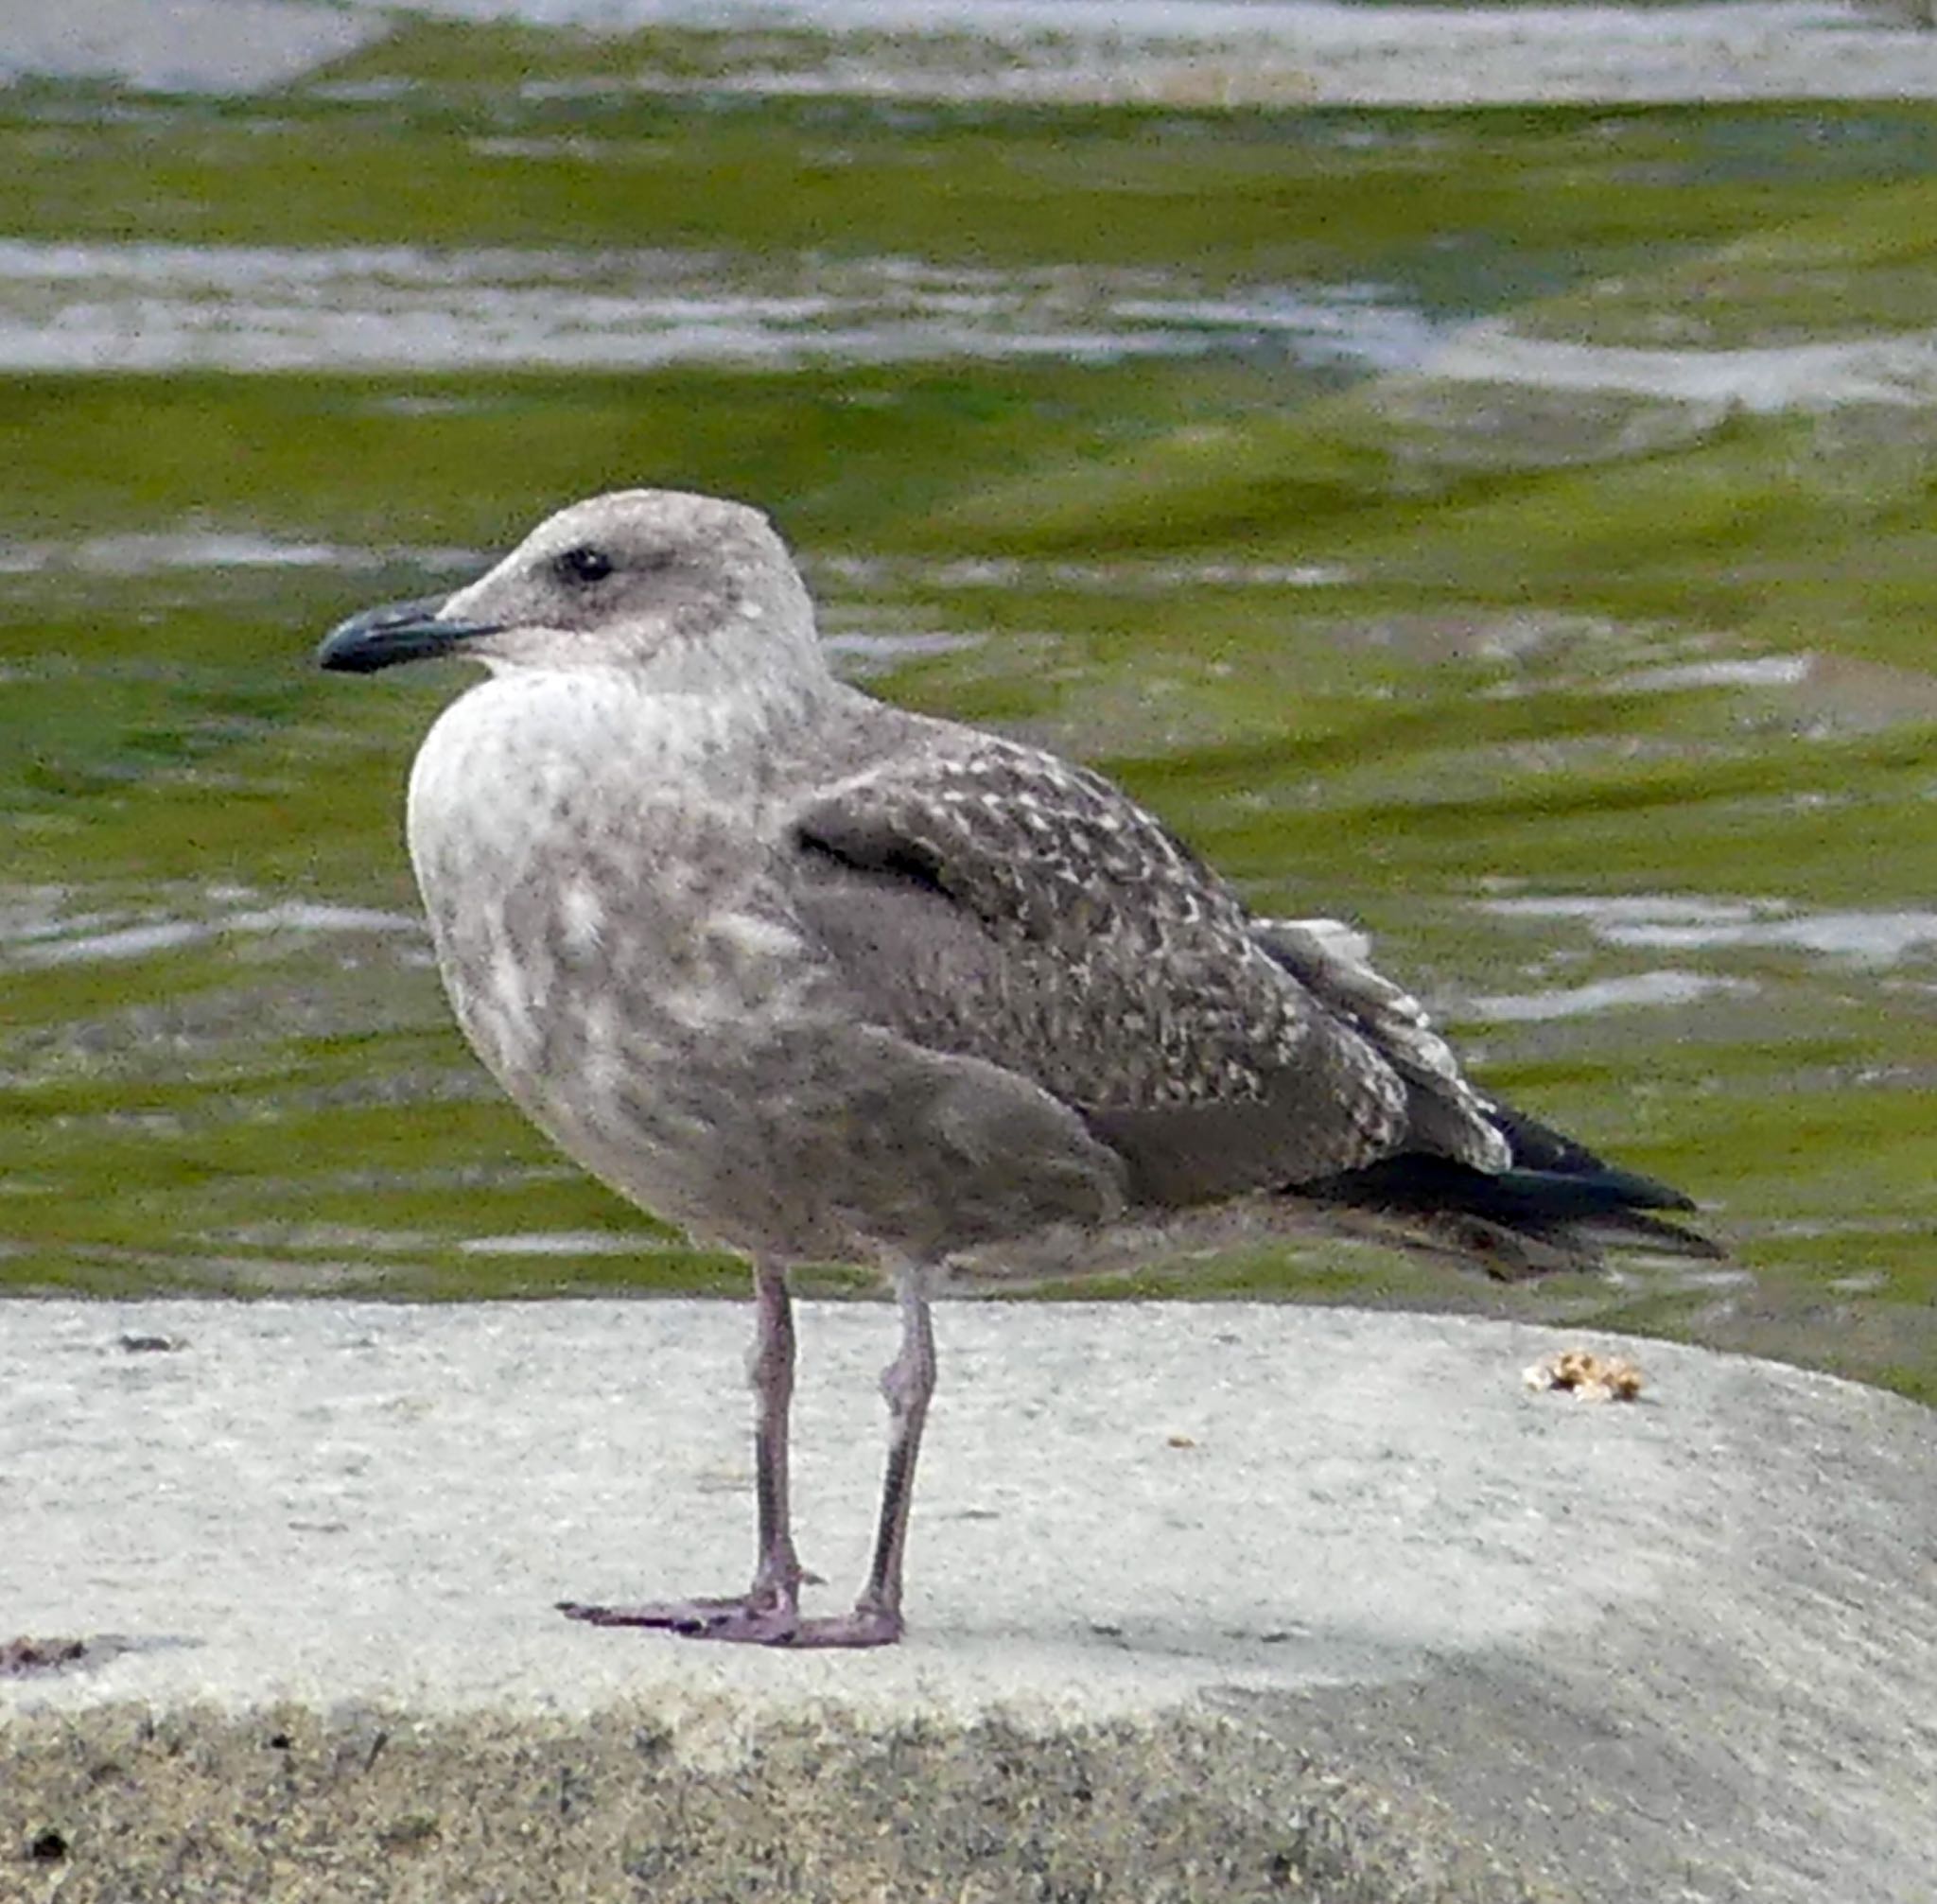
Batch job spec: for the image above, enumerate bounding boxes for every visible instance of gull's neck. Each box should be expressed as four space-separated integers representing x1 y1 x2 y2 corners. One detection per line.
421 638 862 831
617 603 836 713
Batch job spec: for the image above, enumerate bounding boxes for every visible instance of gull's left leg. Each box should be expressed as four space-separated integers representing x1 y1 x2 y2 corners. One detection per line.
560 1258 812 1636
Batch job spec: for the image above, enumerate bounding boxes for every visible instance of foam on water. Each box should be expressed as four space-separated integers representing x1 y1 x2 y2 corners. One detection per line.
1429 322 1937 413
0 900 425 969
0 241 1438 376
1463 969 1757 1023
1483 895 1937 967
330 2 1937 108
0 532 478 578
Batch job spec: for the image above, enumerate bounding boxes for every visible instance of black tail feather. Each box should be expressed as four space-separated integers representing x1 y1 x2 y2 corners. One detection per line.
1311 1100 1719 1277
1481 1105 1697 1213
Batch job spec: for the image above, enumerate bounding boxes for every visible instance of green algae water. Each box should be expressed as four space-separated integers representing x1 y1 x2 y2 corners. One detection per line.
3 26 1935 1402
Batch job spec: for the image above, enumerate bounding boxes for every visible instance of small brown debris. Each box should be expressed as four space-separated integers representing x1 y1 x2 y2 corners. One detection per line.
1 1636 88 1677
1523 1348 1645 1403
1164 1434 1197 1449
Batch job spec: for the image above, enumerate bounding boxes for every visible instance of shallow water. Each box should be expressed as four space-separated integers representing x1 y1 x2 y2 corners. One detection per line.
3 26 1935 1401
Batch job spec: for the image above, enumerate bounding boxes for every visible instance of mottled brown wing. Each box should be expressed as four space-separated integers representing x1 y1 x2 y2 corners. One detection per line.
788 735 1411 1204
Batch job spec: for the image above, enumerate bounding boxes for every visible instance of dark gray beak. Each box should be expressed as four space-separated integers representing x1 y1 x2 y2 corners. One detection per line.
316 596 504 674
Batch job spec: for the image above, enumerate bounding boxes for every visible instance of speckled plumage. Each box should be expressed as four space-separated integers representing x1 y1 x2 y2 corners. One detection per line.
320 487 1712 1647
386 495 1503 1266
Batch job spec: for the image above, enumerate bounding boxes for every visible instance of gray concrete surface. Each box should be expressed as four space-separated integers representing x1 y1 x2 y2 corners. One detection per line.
2 1298 1933 1901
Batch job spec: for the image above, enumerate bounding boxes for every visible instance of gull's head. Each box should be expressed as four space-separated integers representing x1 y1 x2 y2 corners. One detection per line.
317 489 821 691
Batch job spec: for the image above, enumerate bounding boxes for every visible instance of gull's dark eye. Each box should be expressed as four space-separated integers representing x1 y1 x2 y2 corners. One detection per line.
555 545 613 586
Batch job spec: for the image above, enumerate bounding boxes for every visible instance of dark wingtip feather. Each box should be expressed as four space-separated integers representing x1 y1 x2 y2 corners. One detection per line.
1483 1105 1697 1213
1309 1099 1719 1277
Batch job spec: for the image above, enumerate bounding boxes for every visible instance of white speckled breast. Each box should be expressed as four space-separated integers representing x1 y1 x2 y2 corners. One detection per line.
403 668 820 1240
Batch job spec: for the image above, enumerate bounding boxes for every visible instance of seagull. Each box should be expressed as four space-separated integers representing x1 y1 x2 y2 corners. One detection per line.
319 488 1715 1649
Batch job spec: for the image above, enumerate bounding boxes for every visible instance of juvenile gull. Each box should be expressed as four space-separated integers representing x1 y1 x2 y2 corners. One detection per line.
319 488 1715 1649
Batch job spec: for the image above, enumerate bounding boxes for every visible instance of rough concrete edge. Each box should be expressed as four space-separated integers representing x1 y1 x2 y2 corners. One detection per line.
0 1693 1567 1904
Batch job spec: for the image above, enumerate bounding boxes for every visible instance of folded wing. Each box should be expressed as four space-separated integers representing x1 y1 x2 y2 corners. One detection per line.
791 735 1419 1202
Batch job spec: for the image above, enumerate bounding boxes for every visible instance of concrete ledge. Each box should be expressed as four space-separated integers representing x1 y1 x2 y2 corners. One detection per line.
3 1299 1933 1901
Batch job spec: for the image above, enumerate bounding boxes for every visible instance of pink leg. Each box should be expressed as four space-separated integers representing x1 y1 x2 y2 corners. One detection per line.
560 1260 811 1636
562 1268 938 1650
749 1271 934 1649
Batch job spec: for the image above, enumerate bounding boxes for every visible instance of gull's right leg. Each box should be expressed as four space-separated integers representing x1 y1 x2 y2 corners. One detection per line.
560 1259 812 1635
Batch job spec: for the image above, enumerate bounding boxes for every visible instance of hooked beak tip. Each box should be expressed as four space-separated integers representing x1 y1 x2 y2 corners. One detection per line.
317 597 500 674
